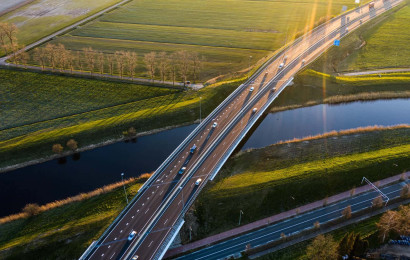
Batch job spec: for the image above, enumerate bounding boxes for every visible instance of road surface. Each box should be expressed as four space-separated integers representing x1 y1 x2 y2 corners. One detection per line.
83 0 405 259
175 181 409 260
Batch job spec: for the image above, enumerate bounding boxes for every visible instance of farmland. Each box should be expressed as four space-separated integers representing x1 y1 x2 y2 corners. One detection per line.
0 0 123 48
308 1 410 74
0 68 239 170
30 0 363 82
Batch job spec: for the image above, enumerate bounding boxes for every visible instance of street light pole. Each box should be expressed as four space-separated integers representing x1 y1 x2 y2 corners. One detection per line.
200 96 202 123
238 210 244 226
121 172 129 204
248 56 252 78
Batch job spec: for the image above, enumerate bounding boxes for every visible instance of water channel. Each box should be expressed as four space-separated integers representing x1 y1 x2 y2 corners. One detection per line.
1 98 409 217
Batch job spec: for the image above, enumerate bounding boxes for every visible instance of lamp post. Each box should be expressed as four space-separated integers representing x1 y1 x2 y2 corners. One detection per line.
200 96 202 123
121 172 129 204
238 210 244 226
248 56 252 78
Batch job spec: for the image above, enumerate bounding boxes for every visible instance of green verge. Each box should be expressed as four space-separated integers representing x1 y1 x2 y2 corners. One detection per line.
189 128 410 241
0 68 241 170
0 180 144 260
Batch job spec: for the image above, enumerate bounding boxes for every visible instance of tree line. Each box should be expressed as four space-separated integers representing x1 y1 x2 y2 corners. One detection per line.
0 22 26 61
31 44 203 85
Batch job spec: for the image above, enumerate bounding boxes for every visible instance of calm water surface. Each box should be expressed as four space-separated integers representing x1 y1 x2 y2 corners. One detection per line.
1 99 409 217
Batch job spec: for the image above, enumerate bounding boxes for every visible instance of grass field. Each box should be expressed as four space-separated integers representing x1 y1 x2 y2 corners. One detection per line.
308 1 410 74
30 0 362 82
189 127 410 241
0 178 145 260
0 68 241 170
0 0 123 50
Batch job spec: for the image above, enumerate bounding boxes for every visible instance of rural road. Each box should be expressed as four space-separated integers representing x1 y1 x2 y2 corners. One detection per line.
80 0 406 259
174 180 410 260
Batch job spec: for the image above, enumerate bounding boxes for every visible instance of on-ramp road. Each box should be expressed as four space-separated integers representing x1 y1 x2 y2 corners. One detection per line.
83 0 405 259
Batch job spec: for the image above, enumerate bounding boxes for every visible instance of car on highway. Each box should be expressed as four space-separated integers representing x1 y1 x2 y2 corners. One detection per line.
190 144 197 154
249 87 254 92
252 108 258 113
178 167 186 175
302 59 306 65
132 256 139 260
195 178 202 185
128 231 137 241
212 122 218 128
278 62 284 69
283 55 288 63
271 87 276 92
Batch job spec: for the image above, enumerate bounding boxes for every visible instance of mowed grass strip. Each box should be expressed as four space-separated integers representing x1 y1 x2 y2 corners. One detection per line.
192 128 410 239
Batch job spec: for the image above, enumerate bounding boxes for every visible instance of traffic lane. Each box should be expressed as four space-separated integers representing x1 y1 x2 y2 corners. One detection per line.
132 178 204 259
176 183 405 260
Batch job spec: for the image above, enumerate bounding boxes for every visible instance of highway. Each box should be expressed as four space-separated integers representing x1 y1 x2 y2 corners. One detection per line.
175 181 410 260
83 0 405 259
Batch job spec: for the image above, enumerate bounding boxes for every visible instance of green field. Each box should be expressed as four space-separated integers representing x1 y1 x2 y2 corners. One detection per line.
0 68 240 169
31 0 362 82
0 0 123 50
188 127 410 241
308 1 410 74
0 179 144 260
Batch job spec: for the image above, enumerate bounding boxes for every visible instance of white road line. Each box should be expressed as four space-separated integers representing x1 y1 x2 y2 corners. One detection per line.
164 219 168 225
148 241 153 247
120 230 123 233
126 223 129 226
145 209 149 214
110 252 115 259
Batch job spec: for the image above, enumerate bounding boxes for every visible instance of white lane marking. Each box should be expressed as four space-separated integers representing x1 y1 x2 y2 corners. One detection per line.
160 190 164 195
110 252 116 259
126 223 129 226
148 241 153 247
142 203 145 206
120 230 123 233
202 168 205 172
191 182 195 187
132 215 135 218
147 197 150 200
101 254 104 257
152 191 154 194
164 219 168 225
114 237 117 240
178 200 182 205
137 210 139 213
145 208 149 214
108 245 111 248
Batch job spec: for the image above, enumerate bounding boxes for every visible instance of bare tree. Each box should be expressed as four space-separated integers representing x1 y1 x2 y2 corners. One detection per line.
342 205 352 219
83 47 96 74
144 51 157 81
190 52 203 83
169 52 178 85
176 50 191 86
377 210 399 242
76 50 83 71
0 23 9 55
16 47 29 68
34 47 47 70
56 44 67 72
97 51 105 75
157 51 168 82
115 51 126 78
66 50 75 74
45 44 57 70
125 51 138 79
2 23 18 46
107 54 115 75
306 234 339 260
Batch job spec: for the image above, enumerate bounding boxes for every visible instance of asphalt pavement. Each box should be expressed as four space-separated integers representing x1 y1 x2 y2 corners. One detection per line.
175 181 409 260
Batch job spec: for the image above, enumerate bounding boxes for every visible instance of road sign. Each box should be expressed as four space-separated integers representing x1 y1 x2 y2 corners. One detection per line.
334 39 340 46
